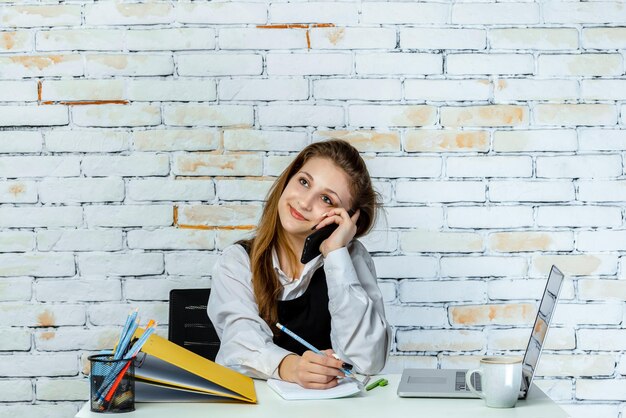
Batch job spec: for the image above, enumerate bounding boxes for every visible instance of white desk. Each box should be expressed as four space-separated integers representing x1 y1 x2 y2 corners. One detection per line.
76 374 568 418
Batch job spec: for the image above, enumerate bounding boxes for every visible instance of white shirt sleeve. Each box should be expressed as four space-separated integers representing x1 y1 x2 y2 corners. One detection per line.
207 244 291 379
324 240 391 375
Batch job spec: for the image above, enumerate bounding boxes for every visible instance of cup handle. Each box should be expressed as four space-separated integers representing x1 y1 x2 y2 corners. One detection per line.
465 369 484 399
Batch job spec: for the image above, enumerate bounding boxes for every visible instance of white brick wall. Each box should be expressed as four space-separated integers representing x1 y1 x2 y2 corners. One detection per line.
0 1 624 416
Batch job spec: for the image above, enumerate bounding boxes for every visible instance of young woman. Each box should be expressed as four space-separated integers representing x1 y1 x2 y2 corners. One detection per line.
208 140 390 389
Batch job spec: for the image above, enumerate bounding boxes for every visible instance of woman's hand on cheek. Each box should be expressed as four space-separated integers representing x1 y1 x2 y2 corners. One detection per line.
279 350 344 389
318 209 360 257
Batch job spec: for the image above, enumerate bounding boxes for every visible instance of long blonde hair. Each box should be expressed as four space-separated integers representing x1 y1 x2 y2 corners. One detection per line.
243 140 379 333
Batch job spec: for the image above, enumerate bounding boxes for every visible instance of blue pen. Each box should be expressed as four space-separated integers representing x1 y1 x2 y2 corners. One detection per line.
276 322 354 377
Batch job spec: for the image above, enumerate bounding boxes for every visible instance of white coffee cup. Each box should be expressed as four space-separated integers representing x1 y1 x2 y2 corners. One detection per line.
465 356 522 408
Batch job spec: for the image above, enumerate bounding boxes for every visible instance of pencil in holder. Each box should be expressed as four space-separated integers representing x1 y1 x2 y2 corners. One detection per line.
89 354 135 413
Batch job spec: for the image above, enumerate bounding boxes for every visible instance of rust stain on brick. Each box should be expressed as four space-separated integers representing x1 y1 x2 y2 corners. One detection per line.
319 130 400 152
10 55 65 70
402 107 435 125
96 55 128 70
56 100 129 106
8 183 25 196
326 27 345 45
491 232 553 252
37 80 42 101
451 304 534 325
178 224 255 231
476 106 525 125
39 331 55 340
257 24 309 29
497 80 507 90
1 32 16 50
312 23 335 28
306 29 311 49
37 309 56 327
455 132 488 149
173 205 179 225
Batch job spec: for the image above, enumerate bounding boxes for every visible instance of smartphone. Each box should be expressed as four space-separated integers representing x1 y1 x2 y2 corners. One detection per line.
300 209 355 264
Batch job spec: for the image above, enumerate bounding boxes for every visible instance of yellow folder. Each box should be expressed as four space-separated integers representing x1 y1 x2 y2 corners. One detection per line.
132 328 256 403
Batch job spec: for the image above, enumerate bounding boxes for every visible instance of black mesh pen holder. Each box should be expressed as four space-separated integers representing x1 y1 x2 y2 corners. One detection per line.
89 354 135 413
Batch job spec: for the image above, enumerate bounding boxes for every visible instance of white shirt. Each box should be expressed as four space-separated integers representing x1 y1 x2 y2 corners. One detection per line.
207 240 391 380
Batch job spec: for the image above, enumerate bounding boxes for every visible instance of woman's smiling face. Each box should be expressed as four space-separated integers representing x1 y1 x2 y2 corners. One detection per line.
277 157 352 242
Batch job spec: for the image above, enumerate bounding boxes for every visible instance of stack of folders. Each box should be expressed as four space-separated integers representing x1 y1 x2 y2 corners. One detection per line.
130 328 257 403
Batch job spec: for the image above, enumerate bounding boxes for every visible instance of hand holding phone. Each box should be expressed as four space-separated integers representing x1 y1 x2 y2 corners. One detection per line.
300 209 356 264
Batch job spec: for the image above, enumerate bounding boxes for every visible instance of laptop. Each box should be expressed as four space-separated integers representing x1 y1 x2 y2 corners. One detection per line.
397 265 564 399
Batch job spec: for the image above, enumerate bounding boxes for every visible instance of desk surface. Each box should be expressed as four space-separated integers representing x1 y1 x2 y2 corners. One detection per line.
76 374 568 418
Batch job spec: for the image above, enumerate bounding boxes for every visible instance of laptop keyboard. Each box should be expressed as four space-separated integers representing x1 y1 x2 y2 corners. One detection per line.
456 371 482 392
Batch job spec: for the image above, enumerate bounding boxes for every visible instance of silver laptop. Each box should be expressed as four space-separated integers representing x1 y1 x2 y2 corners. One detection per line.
397 265 564 399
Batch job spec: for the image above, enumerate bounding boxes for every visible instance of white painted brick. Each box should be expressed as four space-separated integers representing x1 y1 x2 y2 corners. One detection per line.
84 205 172 228
439 356 483 370
554 303 622 326
0 303 84 327
267 53 352 76
404 79 490 101
441 256 527 277
166 251 219 276
578 180 626 202
386 306 448 327
0 131 42 153
41 79 124 102
383 207 443 229
37 230 122 252
355 53 442 77
0 277 32 301
36 29 124 51
163 104 253 127
176 2 267 24
173 153 262 176
452 3 539 24
270 2 358 24
360 230 398 253
72 104 161 128
0 231 33 252
178 54 263 76
88 302 168 326
0 380 31 401
579 329 626 351
447 156 533 178
0 80 37 101
447 54 534 75
0 207 81 228
349 105 436 127
536 155 622 178
400 280 486 303
488 231 575 254
39 177 124 204
215 178 273 201
0 55 82 78
400 28 486 50
396 181 485 203
373 255 438 278
314 78 401 100
488 277 551 300
368 156 442 178
219 28 307 50
215 229 255 250
583 27 626 49
579 129 626 151
489 180 575 202
442 105 528 127
82 153 169 177
0 156 80 178
488 327 575 351
538 54 623 77
377 281 396 303
128 79 217 102
258 104 344 127
0 105 68 127
36 279 121 302
36 327 118 351
361 2 448 24
85 2 173 25
45 129 129 153
224 129 307 152
578 231 626 252
530 254 618 277
128 179 215 202
1 4 81 27
0 253 75 277
0 30 32 52
36 378 87 401
490 28 578 50
86 54 173 77
373 181 393 204
544 2 626 24
124 277 211 301
576 379 626 401
582 80 626 101
309 27 396 50
132 129 219 152
382 356 438 374
495 79 578 102
127 28 216 50
493 129 577 153
128 228 215 250
78 252 163 276
397 329 484 352
0 328 31 351
0 354 77 377
401 230 483 253
538 355 615 377
177 204 261 227
537 206 621 227
0 180 36 203
579 279 626 301
220 78 308 101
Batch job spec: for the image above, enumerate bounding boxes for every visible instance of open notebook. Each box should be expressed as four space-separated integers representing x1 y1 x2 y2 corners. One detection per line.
267 378 361 400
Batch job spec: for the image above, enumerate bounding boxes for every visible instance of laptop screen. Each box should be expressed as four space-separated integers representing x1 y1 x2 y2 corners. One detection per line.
520 265 565 397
